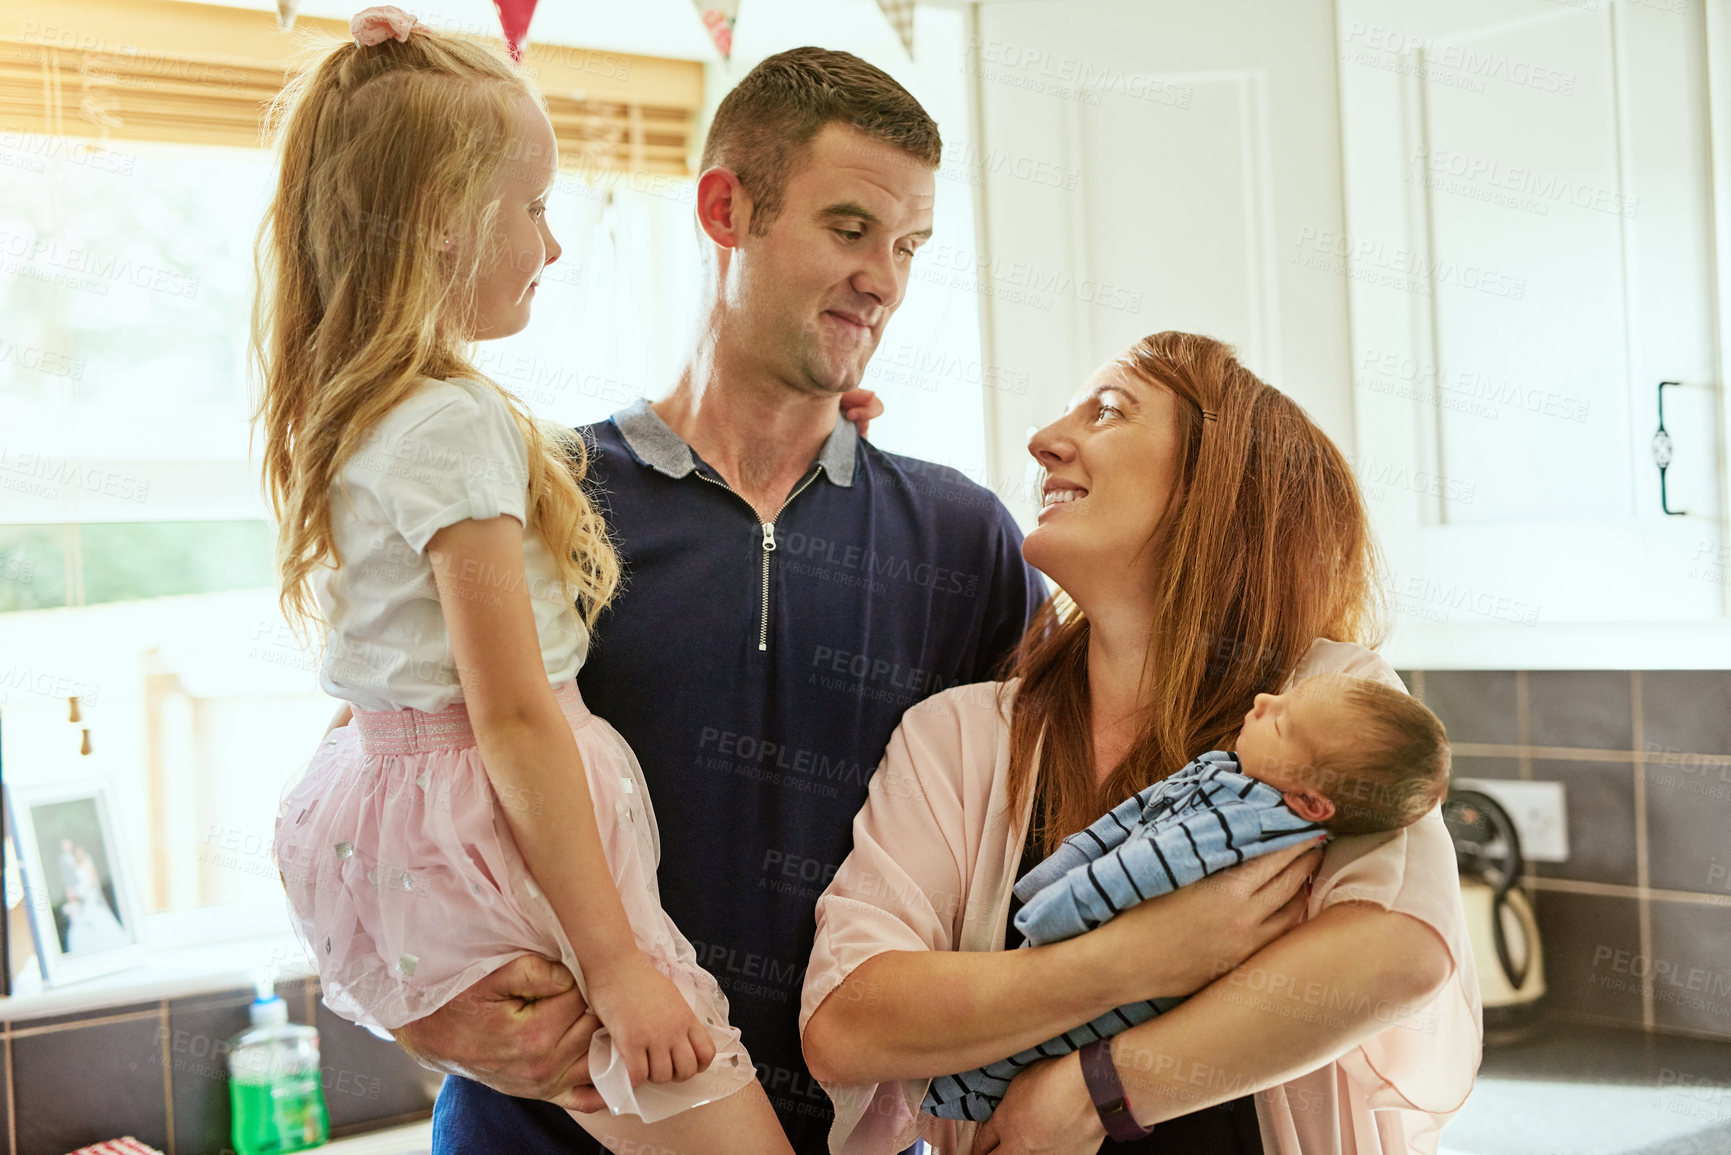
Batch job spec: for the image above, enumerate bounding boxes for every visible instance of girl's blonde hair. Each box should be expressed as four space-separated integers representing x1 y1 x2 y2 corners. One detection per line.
251 23 618 639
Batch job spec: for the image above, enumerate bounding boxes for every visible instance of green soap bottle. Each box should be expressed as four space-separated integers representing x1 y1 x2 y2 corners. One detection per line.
228 972 330 1155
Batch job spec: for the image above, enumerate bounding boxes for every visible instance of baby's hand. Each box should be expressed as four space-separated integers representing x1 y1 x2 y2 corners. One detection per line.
585 952 718 1086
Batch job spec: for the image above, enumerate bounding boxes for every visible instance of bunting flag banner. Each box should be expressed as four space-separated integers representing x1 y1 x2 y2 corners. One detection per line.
492 0 540 63
693 0 739 59
274 0 301 30
877 0 914 57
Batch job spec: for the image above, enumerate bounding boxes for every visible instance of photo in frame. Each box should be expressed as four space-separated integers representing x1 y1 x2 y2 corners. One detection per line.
4 781 144 985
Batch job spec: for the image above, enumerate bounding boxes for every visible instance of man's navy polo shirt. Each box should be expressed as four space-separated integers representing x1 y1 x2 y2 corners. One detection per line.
432 400 1046 1154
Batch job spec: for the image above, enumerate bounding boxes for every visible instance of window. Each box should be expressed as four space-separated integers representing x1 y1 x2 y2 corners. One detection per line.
0 0 992 978
0 135 713 941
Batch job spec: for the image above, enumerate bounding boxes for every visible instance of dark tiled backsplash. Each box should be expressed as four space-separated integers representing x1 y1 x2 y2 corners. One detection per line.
1417 670 1522 746
1647 900 1731 1039
1529 890 1646 1029
1641 671 1731 756
4 978 437 1155
1406 668 1731 1042
1525 670 1635 750
14 1002 171 1155
1528 758 1637 890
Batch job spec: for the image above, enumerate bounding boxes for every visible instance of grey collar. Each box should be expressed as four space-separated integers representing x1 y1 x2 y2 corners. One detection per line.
610 397 857 487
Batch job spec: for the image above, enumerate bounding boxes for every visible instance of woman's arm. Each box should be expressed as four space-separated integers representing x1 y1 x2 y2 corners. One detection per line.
973 903 1455 1152
429 515 711 1085
803 837 1321 1086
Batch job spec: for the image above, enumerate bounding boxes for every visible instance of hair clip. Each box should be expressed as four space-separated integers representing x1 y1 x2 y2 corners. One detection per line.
1201 410 1218 422
351 5 418 46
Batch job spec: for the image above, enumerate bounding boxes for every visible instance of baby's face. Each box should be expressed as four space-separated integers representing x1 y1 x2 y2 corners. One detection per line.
1234 675 1359 794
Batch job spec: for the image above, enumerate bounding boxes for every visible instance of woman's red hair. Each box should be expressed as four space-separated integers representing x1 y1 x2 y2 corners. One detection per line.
1005 331 1388 853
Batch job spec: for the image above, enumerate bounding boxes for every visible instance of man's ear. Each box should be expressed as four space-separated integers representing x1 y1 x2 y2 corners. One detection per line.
695 167 751 249
1284 788 1335 824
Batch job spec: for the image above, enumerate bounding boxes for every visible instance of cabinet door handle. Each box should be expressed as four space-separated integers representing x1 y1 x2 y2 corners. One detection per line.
1653 380 1687 516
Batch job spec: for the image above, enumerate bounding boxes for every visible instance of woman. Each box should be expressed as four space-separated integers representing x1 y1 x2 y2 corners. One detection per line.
65 844 129 954
800 333 1480 1154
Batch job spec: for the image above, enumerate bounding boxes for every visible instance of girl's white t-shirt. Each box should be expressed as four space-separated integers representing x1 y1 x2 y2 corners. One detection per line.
312 375 588 713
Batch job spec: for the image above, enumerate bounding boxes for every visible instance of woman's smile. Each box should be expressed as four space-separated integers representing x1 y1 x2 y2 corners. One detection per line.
1038 480 1088 520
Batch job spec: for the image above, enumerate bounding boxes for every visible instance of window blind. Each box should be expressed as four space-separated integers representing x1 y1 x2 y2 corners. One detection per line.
0 0 699 173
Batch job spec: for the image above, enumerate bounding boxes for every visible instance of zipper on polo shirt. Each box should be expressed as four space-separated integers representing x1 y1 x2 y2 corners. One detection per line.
693 465 824 652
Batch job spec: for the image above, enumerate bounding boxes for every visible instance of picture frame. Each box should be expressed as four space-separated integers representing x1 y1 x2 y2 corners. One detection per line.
3 780 144 986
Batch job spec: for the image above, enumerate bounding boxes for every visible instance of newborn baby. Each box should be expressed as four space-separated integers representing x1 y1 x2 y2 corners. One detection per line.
923 673 1450 1123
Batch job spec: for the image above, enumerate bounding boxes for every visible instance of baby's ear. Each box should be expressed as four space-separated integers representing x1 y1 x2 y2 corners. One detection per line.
1284 788 1335 824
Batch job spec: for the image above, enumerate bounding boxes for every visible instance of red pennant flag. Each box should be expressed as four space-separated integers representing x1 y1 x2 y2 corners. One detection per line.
492 0 539 63
693 1 739 59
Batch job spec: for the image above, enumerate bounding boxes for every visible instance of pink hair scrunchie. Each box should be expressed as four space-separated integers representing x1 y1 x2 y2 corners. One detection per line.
351 5 417 46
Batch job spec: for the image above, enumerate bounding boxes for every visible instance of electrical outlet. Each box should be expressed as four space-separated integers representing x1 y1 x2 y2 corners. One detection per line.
1452 778 1569 863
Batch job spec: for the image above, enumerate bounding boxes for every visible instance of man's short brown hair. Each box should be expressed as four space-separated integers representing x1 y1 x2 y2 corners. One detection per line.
700 47 942 234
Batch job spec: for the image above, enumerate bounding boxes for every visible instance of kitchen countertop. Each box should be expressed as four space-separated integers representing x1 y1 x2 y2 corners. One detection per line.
1441 1019 1731 1155
323 1120 433 1154
302 1021 1731 1155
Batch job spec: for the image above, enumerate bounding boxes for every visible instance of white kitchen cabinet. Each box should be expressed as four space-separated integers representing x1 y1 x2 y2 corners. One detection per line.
969 0 1731 666
968 0 1358 504
1338 0 1731 665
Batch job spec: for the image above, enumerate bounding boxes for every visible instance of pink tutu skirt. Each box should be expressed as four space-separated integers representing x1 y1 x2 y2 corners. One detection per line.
273 679 756 1122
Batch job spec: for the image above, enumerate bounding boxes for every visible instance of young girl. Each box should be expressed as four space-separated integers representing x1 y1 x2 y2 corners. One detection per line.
256 10 791 1151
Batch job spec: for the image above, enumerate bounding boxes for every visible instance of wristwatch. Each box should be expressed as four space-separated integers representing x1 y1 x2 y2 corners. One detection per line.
1078 1037 1155 1141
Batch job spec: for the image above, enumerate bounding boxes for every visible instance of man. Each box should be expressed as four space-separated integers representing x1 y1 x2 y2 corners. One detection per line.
401 47 1046 1152
57 838 82 949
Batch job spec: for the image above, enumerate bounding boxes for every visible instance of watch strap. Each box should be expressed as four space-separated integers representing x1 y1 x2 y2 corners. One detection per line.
1078 1037 1155 1141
